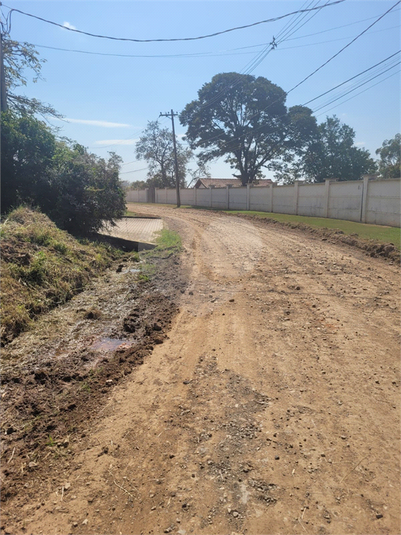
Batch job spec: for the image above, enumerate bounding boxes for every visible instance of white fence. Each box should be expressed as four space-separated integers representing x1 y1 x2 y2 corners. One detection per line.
126 176 401 227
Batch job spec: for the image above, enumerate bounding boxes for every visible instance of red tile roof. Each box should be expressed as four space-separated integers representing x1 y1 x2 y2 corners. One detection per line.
194 178 273 188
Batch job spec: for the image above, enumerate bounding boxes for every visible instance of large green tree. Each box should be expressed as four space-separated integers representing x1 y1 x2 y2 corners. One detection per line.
135 121 192 187
375 134 401 178
273 115 376 183
179 72 317 186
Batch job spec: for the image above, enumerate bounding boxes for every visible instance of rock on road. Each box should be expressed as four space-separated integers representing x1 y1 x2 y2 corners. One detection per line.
18 205 401 535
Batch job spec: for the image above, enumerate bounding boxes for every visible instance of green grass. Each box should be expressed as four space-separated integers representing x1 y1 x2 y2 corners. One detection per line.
155 228 182 251
138 228 182 281
222 211 400 249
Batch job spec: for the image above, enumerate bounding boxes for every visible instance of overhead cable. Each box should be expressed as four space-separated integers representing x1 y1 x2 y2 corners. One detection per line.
303 50 401 106
287 0 401 95
312 61 400 113
314 70 400 117
26 25 399 60
2 1 345 43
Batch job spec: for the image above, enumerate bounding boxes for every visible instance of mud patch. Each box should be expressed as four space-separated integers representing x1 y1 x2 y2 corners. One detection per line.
0 251 186 507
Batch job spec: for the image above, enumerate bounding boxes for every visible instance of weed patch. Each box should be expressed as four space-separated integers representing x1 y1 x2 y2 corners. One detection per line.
1 207 123 345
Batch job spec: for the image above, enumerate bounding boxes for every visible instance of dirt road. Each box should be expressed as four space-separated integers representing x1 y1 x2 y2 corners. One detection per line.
2 205 400 535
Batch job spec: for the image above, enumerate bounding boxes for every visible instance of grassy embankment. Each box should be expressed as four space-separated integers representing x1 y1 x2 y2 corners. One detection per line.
1 207 124 345
226 210 400 249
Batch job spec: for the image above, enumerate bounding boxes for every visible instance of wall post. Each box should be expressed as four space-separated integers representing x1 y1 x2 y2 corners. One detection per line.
209 185 214 208
324 179 331 218
361 175 374 223
294 181 300 215
270 183 275 213
194 186 197 206
226 185 232 210
246 184 251 211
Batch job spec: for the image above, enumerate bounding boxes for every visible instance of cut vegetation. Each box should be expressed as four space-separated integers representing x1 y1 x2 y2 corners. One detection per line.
0 207 123 345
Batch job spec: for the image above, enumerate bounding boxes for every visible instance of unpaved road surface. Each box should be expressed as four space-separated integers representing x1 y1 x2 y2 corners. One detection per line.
2 205 400 535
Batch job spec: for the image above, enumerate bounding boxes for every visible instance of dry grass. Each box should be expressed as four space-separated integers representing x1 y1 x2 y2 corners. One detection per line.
1 207 123 345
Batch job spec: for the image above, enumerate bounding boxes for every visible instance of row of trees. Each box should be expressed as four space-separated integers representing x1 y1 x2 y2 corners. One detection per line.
1 38 126 233
134 73 400 187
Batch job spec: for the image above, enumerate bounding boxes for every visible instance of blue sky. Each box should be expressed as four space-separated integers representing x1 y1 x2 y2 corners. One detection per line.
3 0 400 183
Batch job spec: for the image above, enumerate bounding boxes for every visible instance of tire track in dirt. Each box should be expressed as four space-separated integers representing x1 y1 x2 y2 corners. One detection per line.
4 205 399 535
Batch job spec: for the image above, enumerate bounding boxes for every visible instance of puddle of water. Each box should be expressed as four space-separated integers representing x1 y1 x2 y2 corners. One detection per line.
91 337 128 352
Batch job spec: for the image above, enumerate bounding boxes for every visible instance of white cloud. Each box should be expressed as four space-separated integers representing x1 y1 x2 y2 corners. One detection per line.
62 22 77 30
95 139 138 145
355 142 366 147
62 118 131 128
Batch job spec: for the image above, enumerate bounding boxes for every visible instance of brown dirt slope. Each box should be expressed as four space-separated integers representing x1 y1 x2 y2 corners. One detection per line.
1 204 399 535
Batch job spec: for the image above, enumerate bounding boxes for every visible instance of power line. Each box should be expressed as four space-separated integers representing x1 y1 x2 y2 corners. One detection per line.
285 8 400 41
312 60 401 113
23 24 399 61
287 0 401 95
119 167 148 175
303 50 401 106
3 1 345 43
276 0 323 44
314 69 400 117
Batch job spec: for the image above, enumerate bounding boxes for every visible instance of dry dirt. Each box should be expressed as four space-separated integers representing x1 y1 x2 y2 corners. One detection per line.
1 205 400 535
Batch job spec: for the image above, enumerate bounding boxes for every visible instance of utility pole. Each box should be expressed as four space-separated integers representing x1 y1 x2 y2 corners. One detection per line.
0 21 7 112
159 109 181 208
0 13 8 189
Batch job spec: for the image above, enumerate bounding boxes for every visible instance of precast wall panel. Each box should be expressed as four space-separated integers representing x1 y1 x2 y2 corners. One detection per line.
298 183 326 217
155 189 167 204
196 188 211 207
165 189 177 204
228 187 247 210
126 190 143 203
366 179 401 226
328 181 362 222
211 188 228 209
126 190 136 203
273 186 296 214
180 189 196 205
249 187 271 212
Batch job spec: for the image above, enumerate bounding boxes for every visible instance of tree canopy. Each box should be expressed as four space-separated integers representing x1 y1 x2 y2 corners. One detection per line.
179 72 317 186
376 134 401 178
135 121 192 188
271 115 376 183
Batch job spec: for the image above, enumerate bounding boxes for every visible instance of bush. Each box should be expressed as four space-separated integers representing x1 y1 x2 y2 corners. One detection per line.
1 110 126 235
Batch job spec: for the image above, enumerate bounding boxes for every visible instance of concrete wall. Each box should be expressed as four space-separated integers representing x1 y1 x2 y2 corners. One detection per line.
297 183 326 217
126 189 148 203
364 179 401 227
272 185 296 215
328 181 363 222
128 178 401 227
